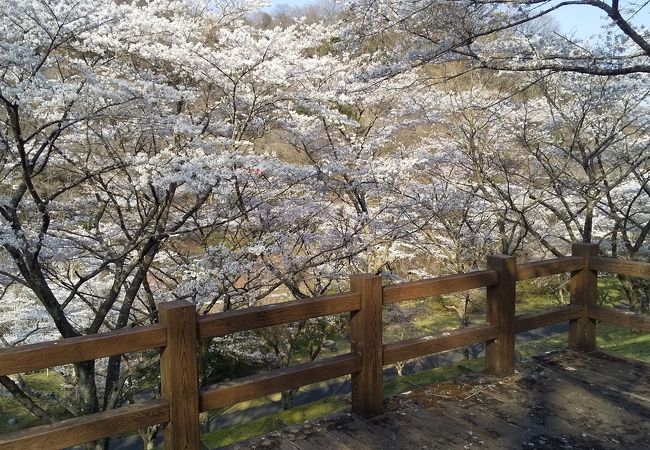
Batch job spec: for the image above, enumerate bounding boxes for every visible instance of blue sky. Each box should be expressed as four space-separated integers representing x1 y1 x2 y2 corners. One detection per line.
552 4 649 37
267 0 312 7
266 1 650 39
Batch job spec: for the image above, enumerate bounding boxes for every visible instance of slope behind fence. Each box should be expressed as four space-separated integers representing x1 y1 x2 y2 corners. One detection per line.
0 242 649 449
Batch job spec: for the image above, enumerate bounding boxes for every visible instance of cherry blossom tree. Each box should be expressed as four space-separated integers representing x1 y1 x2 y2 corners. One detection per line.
0 0 350 446
343 0 650 76
1 0 649 446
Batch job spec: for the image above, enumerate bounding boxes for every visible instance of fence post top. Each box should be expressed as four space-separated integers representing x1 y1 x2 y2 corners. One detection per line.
572 242 600 252
487 254 516 279
350 273 382 281
487 254 515 261
157 299 195 311
487 254 516 270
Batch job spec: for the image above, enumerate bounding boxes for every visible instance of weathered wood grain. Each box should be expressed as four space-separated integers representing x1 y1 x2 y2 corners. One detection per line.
197 292 360 338
486 254 517 376
568 243 599 352
515 256 584 280
382 270 498 304
588 305 650 332
350 274 384 416
330 416 401 449
159 300 200 449
590 256 650 279
514 305 582 333
383 323 498 365
0 399 168 450
200 353 361 411
0 325 166 376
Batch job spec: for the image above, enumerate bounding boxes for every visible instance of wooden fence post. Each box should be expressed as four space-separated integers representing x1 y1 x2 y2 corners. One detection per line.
568 242 599 352
486 254 516 377
158 300 200 449
350 274 383 416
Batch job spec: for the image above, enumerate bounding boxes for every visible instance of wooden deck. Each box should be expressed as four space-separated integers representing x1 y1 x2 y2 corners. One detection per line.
226 350 650 449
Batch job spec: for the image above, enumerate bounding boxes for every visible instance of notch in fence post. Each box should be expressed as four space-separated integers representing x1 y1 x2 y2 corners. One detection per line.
568 242 599 352
350 274 383 416
158 300 200 449
486 254 516 377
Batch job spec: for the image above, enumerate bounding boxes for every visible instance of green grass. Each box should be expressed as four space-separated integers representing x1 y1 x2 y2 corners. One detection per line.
515 276 648 360
201 397 349 448
597 322 650 362
517 332 570 357
384 298 485 344
516 276 633 312
0 371 69 433
596 277 630 305
384 358 485 397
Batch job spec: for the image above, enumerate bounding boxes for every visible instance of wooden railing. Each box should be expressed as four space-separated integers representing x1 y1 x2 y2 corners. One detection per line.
0 243 648 449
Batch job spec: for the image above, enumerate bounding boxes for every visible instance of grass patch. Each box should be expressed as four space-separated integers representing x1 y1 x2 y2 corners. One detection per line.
515 276 629 314
515 279 565 313
596 277 629 305
384 298 485 345
517 332 569 357
597 322 650 362
0 371 68 433
218 393 282 413
410 302 461 331
201 397 349 449
384 358 485 398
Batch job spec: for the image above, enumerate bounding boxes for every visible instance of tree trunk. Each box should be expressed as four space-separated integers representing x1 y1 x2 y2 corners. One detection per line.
0 376 53 423
74 360 99 415
281 389 297 409
138 425 159 450
617 275 639 309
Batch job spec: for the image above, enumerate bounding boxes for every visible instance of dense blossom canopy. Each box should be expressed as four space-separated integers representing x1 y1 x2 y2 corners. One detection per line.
0 0 648 444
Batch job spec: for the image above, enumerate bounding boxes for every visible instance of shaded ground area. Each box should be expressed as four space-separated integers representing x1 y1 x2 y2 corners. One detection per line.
223 350 650 449
209 324 564 431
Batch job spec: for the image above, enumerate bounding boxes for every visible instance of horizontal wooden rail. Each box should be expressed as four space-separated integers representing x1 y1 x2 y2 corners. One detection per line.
197 292 360 339
199 353 361 411
514 305 582 333
590 257 650 279
3 246 646 449
515 257 584 281
588 305 650 332
0 399 169 450
0 325 167 376
383 270 499 304
383 323 498 365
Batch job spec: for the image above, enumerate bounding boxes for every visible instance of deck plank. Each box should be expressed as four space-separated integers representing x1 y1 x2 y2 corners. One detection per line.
333 426 399 449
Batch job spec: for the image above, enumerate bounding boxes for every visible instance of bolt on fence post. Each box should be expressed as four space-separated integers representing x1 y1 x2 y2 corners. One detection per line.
486 254 517 377
158 300 200 449
568 242 599 352
350 274 384 416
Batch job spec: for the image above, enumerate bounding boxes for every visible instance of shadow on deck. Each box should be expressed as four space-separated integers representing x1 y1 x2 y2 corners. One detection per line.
225 350 650 449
